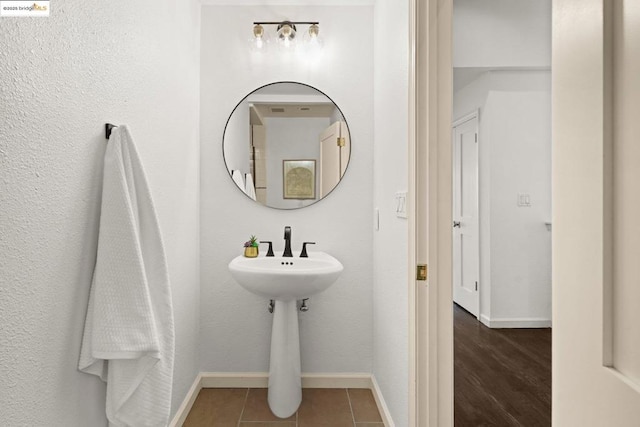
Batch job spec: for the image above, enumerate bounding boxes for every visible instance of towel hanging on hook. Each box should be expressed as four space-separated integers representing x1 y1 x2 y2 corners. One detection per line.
105 123 117 140
80 124 175 426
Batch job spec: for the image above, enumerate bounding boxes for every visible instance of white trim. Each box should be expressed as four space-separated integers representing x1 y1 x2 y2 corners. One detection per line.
605 367 640 395
479 315 552 329
407 2 418 426
200 0 375 6
200 372 269 388
408 0 427 425
169 373 203 427
302 373 372 389
371 375 396 427
198 372 373 389
452 109 478 128
169 372 394 426
412 0 454 425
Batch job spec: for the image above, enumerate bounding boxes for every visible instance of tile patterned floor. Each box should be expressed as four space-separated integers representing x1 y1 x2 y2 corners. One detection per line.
183 388 384 427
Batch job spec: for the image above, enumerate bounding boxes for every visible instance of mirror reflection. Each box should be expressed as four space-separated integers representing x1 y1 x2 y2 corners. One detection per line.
223 82 351 209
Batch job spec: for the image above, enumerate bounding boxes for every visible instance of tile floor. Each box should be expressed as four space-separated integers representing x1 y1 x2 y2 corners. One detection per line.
183 388 384 427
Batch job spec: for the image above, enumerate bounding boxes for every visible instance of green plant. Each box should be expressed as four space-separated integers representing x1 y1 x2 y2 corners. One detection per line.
244 235 259 248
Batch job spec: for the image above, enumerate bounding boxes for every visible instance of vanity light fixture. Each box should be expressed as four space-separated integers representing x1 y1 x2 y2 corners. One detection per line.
303 23 324 52
251 23 266 51
250 21 322 52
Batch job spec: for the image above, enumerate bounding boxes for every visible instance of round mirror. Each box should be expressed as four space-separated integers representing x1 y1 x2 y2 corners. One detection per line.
223 82 351 209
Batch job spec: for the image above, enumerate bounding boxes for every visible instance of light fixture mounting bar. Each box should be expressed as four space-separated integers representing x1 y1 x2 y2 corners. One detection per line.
253 21 319 25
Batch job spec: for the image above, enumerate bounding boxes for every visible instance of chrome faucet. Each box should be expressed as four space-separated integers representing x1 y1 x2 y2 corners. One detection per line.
283 226 293 257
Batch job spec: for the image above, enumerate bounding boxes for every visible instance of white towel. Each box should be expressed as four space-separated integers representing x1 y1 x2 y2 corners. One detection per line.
232 169 246 194
79 125 175 427
244 173 257 201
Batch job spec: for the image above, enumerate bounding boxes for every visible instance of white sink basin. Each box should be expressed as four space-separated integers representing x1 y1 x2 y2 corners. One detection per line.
228 252 343 301
228 250 343 418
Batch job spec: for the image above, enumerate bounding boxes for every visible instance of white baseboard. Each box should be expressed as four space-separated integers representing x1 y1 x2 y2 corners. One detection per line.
302 372 373 389
480 314 551 328
170 372 394 427
200 372 268 388
169 373 202 427
370 375 396 427
199 371 373 389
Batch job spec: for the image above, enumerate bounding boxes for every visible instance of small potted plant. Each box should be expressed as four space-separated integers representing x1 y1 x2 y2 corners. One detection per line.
244 235 259 258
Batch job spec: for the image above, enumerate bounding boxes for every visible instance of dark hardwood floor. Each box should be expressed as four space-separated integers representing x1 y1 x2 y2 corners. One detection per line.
454 304 551 427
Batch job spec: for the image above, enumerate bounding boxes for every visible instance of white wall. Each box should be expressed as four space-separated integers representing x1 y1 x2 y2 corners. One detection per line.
372 0 410 425
453 0 552 326
0 0 201 425
200 5 374 374
454 70 552 325
265 117 329 209
453 0 551 68
330 106 344 124
485 72 551 323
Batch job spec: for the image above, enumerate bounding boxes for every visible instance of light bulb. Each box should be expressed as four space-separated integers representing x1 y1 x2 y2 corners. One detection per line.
303 24 324 54
276 22 298 51
249 24 268 52
308 24 319 39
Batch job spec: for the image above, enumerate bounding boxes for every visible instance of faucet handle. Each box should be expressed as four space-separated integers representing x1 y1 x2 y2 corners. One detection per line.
260 241 275 257
300 242 316 258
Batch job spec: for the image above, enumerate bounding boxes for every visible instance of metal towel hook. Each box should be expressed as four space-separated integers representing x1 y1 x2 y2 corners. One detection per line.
105 123 117 140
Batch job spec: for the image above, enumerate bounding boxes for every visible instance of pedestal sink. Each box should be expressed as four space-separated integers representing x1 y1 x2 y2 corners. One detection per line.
228 252 343 418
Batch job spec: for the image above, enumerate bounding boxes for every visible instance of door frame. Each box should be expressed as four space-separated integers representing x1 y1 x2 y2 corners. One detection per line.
408 0 453 426
410 1 640 426
451 111 480 319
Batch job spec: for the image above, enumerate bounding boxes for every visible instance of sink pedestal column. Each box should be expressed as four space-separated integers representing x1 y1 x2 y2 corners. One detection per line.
268 300 302 418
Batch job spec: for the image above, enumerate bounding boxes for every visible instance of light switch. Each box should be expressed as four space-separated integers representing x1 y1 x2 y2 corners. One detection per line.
517 193 531 207
374 208 380 231
396 191 408 218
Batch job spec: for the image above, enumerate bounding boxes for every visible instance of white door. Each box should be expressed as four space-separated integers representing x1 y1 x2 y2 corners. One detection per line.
554 0 640 425
452 115 479 317
319 121 350 198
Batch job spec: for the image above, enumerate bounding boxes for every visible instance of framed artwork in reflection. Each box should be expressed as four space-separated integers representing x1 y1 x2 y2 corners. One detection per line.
283 159 316 199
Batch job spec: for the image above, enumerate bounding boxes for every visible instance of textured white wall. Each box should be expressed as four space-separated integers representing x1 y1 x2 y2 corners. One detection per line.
372 0 409 425
0 0 201 425
200 5 374 374
453 71 551 324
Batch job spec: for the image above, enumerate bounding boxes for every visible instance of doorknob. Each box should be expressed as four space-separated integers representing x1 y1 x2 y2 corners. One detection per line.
453 221 461 228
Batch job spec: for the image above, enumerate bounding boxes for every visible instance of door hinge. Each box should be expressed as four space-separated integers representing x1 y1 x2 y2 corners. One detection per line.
417 264 428 281
475 281 478 291
337 137 346 147
475 133 478 143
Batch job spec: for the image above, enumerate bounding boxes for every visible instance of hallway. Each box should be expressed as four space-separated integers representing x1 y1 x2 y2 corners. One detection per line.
454 305 551 426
